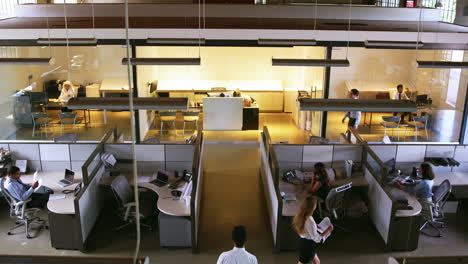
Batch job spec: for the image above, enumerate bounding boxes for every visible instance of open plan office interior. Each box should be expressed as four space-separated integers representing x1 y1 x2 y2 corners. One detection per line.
0 0 467 264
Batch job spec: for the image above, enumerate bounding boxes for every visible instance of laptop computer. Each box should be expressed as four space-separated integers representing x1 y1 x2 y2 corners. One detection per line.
150 170 169 187
57 169 75 187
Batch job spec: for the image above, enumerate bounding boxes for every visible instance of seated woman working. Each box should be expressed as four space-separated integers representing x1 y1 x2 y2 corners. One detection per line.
414 163 435 201
308 162 332 200
56 81 75 111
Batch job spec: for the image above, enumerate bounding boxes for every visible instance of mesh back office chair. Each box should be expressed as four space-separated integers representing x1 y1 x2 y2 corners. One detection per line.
380 116 401 141
159 111 177 135
58 112 77 133
0 178 47 239
404 115 429 141
319 183 352 232
31 112 51 137
182 111 199 133
419 179 452 237
110 176 153 231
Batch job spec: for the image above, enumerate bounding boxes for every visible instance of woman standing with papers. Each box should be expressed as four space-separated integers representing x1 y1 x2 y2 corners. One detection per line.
293 196 334 264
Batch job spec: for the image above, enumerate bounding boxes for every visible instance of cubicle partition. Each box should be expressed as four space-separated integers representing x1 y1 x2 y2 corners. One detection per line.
0 142 99 173
191 131 204 253
368 144 468 198
260 127 282 252
362 146 422 251
272 143 363 180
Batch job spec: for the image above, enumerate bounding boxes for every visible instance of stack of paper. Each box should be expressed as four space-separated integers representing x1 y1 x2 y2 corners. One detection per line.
317 217 332 242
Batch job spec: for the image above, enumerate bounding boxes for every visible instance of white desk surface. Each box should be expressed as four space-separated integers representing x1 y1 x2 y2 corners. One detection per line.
99 78 130 93
101 172 190 217
20 171 82 215
385 187 422 217
280 174 368 217
434 172 468 187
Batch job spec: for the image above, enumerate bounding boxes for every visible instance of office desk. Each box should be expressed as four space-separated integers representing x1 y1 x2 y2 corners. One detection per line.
100 172 191 216
21 171 83 249
100 172 192 247
280 173 368 217
100 79 130 124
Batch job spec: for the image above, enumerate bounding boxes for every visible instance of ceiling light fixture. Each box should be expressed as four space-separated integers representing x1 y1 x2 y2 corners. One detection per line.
37 38 98 45
299 98 418 112
66 97 189 110
365 40 424 48
272 59 350 67
0 58 53 65
258 39 317 46
417 61 468 69
146 38 206 45
122 58 201 66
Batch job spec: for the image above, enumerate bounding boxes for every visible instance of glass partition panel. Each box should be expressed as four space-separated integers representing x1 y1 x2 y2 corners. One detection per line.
328 47 467 144
0 45 132 142
136 46 326 144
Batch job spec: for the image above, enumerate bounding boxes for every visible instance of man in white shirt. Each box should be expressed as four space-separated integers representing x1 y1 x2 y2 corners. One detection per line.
216 226 258 264
393 84 410 122
342 89 361 129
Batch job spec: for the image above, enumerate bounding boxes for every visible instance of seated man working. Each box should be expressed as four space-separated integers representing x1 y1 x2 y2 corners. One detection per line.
5 166 50 209
56 80 75 112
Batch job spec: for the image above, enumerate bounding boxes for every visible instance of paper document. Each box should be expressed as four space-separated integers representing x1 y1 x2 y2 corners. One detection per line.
137 176 152 183
49 193 66 201
33 170 39 182
317 217 332 242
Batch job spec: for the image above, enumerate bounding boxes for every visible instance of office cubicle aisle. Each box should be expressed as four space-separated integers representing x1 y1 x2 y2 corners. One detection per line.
197 132 272 255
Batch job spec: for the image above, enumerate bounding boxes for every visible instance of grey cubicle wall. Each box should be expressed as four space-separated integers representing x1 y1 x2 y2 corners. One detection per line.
260 127 282 252
1 142 99 172
369 144 468 174
104 143 195 173
272 144 363 179
191 132 204 253
362 146 395 246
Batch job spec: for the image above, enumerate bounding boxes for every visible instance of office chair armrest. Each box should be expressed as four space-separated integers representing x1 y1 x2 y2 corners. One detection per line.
123 202 137 221
16 198 32 217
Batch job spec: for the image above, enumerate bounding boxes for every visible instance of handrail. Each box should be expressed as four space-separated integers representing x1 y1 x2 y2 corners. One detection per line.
392 255 468 263
191 131 203 253
346 127 367 144
0 255 148 264
363 145 388 185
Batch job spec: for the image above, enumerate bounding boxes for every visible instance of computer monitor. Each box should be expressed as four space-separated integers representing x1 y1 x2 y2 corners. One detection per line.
64 169 75 182
384 158 396 175
416 94 428 104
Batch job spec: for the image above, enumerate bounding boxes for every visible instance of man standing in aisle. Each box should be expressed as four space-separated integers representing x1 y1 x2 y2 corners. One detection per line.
342 89 361 130
216 226 258 264
393 84 410 122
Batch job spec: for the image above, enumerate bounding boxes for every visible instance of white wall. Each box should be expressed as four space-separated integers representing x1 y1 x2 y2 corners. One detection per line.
330 47 416 99
136 46 325 91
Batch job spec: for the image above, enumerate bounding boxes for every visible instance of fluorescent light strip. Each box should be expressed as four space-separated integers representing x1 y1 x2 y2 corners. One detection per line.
122 58 201 66
365 40 424 48
417 61 468 69
272 59 350 67
67 97 189 110
37 38 98 45
258 39 317 46
0 58 53 65
299 98 418 112
147 38 206 45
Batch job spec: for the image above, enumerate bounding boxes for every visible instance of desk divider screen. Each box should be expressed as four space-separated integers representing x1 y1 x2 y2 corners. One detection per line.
260 131 282 252
191 132 204 253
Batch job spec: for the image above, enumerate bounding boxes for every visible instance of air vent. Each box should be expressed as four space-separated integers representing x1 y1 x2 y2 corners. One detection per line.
323 22 368 26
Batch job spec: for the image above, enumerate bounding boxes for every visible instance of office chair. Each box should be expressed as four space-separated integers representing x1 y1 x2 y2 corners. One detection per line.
321 183 352 232
404 115 429 141
380 116 401 141
419 179 451 237
182 111 199 133
0 178 47 239
159 111 177 135
31 112 50 137
110 176 153 231
58 112 77 133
